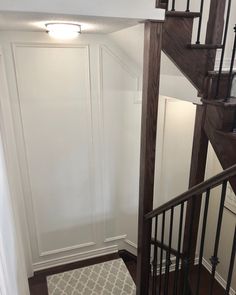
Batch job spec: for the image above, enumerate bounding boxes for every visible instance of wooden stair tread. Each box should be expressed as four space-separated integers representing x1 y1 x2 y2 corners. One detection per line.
165 11 201 18
187 44 223 49
208 70 236 77
202 97 236 107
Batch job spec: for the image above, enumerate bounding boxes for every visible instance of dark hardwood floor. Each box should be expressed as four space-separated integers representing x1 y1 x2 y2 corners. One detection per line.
29 251 225 295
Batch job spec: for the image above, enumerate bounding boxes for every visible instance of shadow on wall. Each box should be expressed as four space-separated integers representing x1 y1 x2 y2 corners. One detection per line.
0 134 29 294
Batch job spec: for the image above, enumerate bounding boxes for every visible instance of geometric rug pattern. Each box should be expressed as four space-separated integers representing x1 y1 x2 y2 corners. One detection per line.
47 258 136 294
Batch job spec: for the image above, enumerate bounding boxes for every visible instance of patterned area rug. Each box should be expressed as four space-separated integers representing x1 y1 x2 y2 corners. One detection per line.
47 258 136 294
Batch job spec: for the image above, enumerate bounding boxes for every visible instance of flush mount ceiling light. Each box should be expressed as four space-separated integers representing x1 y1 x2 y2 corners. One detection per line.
46 23 81 39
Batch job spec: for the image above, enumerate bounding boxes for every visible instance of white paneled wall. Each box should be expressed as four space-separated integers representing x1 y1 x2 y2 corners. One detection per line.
0 50 30 294
99 46 141 245
14 44 96 256
0 31 197 274
156 98 196 205
0 32 142 271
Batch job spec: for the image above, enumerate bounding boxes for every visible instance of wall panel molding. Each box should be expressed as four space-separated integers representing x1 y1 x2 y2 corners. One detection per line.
99 45 141 244
0 47 31 293
99 45 141 104
202 258 235 295
12 42 97 260
39 242 96 257
33 245 118 272
104 235 127 243
124 239 138 249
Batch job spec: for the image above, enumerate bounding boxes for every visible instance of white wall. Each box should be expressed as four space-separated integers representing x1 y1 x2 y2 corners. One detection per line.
0 135 25 295
0 31 142 271
109 24 200 104
154 98 196 206
0 28 199 276
0 53 29 294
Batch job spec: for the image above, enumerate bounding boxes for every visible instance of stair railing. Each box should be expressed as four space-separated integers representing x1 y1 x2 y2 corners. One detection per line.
165 0 205 42
145 164 236 295
157 0 236 101
156 0 221 47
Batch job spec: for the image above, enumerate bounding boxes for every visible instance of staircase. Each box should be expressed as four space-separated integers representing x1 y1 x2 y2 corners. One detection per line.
137 0 236 294
146 165 236 295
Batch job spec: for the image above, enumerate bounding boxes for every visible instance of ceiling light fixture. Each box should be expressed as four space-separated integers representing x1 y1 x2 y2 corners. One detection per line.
46 23 81 39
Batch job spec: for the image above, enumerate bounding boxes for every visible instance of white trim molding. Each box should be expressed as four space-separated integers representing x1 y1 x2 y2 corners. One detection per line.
104 235 127 243
202 258 235 295
12 42 97 261
99 44 142 248
99 45 141 105
124 239 137 249
40 242 96 257
33 245 118 272
150 257 199 276
0 48 31 293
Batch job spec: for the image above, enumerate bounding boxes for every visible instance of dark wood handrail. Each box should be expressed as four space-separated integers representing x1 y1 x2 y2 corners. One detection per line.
145 164 236 220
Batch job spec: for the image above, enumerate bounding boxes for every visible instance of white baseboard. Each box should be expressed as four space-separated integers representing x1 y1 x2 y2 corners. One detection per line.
32 245 118 272
124 239 138 256
104 235 127 243
152 256 199 275
202 258 235 295
149 253 235 295
32 236 135 273
124 239 137 249
151 256 235 295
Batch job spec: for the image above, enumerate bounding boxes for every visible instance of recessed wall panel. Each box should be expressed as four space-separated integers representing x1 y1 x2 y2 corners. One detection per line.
14 45 95 255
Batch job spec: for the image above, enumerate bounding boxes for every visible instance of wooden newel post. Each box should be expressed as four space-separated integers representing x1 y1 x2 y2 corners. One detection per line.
136 20 163 295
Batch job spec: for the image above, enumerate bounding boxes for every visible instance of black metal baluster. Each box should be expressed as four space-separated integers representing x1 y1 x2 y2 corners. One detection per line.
226 25 236 100
183 197 196 295
196 189 210 295
171 0 176 11
164 208 174 294
209 181 227 295
159 212 166 294
215 0 232 99
173 203 184 295
186 0 191 12
152 216 158 294
225 226 236 294
196 0 205 44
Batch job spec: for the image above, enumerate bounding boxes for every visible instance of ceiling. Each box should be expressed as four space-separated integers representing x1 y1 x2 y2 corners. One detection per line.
0 0 164 21
0 11 143 34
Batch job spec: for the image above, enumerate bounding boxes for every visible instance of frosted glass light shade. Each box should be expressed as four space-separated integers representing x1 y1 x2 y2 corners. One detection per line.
46 23 81 39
